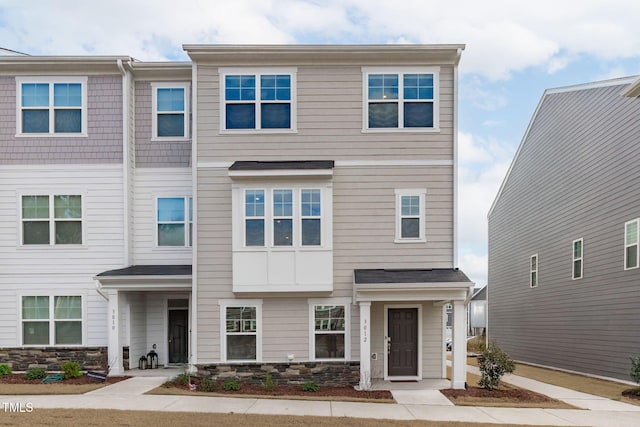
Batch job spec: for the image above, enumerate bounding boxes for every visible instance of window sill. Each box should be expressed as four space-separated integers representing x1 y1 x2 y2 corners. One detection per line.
15 133 88 138
151 137 191 143
220 128 298 135
18 244 88 250
394 239 427 244
362 127 440 134
235 246 331 252
154 246 193 250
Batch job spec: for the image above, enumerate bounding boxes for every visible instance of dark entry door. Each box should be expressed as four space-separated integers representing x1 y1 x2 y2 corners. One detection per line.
168 309 188 364
388 308 418 377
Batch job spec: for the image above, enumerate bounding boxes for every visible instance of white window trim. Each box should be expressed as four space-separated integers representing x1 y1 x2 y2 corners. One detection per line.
219 299 262 362
18 294 86 347
219 67 298 133
395 189 427 243
308 297 351 362
151 82 190 141
362 66 440 133
19 192 85 247
572 238 583 280
235 183 332 251
16 76 88 137
530 254 538 288
155 196 192 248
624 218 639 270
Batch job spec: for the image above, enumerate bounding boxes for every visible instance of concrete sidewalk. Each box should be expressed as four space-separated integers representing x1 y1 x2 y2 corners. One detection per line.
1 367 639 426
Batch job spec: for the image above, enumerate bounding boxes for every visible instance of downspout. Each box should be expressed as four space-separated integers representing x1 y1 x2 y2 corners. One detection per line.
95 280 109 301
452 48 461 269
116 59 132 267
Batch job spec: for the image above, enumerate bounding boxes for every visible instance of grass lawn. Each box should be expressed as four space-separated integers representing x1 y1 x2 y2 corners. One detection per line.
0 383 108 395
0 409 563 427
466 357 639 405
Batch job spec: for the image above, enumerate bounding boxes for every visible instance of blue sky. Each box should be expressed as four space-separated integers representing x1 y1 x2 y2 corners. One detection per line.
2 0 639 287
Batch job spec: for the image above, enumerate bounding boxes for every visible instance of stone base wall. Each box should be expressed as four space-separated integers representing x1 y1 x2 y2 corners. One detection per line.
0 347 108 372
197 362 360 387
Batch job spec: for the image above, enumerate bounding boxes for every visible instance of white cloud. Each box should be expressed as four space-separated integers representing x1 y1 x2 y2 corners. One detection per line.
458 253 488 288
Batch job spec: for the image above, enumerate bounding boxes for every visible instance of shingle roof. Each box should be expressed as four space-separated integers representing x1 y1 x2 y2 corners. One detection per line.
354 268 471 284
96 265 192 277
229 160 334 170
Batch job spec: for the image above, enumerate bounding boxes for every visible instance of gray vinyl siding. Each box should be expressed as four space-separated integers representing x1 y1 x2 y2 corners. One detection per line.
134 81 192 167
488 82 640 381
0 76 123 165
195 64 454 162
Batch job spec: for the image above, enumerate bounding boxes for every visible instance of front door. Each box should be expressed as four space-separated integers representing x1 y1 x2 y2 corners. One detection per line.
387 308 418 377
168 309 188 364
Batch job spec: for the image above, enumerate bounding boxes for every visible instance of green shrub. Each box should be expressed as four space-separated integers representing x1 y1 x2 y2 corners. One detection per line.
301 380 320 392
0 364 12 377
477 342 515 390
177 373 190 386
60 361 83 379
222 379 241 391
198 377 217 392
25 368 47 380
263 372 276 392
467 336 487 353
630 356 640 385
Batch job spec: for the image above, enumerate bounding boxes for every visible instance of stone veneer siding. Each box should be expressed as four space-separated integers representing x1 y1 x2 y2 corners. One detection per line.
0 347 107 372
197 362 360 387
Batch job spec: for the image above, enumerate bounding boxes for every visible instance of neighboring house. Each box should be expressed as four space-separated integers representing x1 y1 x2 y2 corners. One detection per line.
468 286 486 337
0 44 473 389
488 76 640 382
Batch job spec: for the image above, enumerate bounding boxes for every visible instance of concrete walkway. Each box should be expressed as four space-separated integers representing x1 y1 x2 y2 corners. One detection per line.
1 366 639 426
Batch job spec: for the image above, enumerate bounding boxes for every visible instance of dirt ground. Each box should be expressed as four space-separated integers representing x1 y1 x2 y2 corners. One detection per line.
0 374 128 395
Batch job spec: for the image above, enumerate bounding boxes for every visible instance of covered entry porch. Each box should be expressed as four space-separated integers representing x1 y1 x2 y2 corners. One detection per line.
353 268 473 390
94 265 192 375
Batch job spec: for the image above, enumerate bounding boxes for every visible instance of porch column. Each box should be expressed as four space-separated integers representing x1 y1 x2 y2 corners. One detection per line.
358 301 372 391
451 299 467 389
107 290 123 376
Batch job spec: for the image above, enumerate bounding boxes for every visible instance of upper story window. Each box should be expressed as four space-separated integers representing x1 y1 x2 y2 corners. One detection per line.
21 195 82 245
572 238 583 279
152 83 190 140
157 197 192 247
530 254 538 288
221 68 296 132
21 295 82 346
363 67 439 131
395 189 427 243
625 219 639 270
243 187 324 248
17 77 87 136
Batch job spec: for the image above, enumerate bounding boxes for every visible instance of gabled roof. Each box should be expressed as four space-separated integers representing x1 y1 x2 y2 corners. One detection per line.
472 286 487 301
488 76 640 218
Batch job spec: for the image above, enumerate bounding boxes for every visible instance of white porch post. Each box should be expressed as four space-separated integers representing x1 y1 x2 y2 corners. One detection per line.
451 299 467 389
358 301 372 391
107 290 123 376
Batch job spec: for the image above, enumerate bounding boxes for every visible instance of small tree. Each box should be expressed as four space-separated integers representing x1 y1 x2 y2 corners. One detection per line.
630 356 640 386
477 342 515 390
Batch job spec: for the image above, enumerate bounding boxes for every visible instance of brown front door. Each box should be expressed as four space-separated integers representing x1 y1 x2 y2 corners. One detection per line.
168 309 188 364
388 308 418 377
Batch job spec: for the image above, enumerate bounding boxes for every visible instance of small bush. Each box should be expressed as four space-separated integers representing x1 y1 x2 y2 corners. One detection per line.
25 368 47 380
0 364 12 377
177 373 190 386
60 361 83 379
222 379 241 391
631 356 640 385
301 380 320 392
467 336 487 353
477 342 515 390
198 377 217 392
263 372 276 392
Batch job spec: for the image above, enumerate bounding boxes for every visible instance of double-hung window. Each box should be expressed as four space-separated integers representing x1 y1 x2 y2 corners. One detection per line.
152 83 190 139
157 197 192 247
222 69 296 131
22 296 82 346
17 77 87 135
395 189 426 242
572 238 583 279
364 68 438 130
21 195 82 245
220 300 262 361
625 219 639 270
530 254 538 288
243 187 323 248
311 304 347 360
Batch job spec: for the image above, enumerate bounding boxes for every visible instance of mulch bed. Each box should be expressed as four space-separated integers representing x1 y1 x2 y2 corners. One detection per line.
441 385 562 404
169 377 393 401
0 373 129 385
622 388 640 401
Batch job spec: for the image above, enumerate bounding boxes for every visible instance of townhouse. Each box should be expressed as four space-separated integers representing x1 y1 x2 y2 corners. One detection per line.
0 44 472 389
